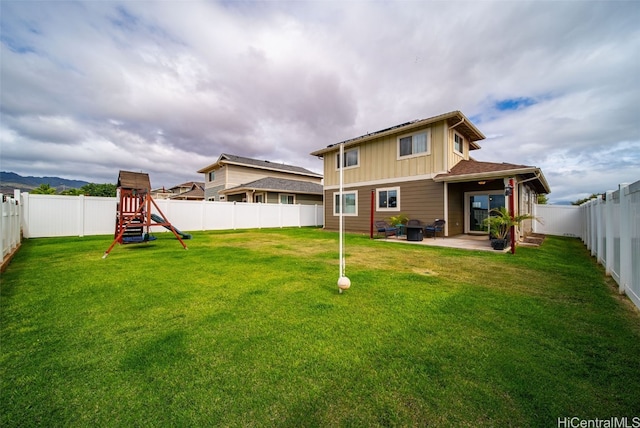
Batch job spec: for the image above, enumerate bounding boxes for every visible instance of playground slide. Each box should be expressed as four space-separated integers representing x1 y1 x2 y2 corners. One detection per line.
150 213 192 239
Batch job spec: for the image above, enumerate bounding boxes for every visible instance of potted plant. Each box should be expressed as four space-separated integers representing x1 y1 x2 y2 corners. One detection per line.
483 206 537 251
387 213 409 237
387 213 409 227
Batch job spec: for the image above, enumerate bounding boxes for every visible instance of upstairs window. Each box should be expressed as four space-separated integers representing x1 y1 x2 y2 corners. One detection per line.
398 130 430 158
336 147 359 169
208 171 215 181
454 133 464 154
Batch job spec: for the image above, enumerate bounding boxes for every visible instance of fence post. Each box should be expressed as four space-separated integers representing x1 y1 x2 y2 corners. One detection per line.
20 192 30 239
604 191 614 276
201 200 206 231
619 183 631 295
78 194 85 237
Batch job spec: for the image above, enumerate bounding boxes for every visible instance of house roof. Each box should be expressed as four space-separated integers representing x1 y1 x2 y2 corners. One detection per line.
170 181 204 191
310 110 485 157
434 159 551 194
169 184 204 200
117 170 151 191
220 177 324 195
197 153 322 178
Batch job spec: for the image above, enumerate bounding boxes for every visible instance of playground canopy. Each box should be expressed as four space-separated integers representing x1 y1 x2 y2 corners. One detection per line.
117 171 151 191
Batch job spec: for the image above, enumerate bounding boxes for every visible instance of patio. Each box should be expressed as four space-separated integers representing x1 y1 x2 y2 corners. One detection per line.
382 233 505 251
381 232 546 251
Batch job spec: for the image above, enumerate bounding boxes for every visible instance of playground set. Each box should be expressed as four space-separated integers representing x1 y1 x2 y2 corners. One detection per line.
102 171 191 258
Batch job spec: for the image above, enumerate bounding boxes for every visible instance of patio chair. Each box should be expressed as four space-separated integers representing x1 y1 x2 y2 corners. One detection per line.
375 220 398 238
424 219 446 239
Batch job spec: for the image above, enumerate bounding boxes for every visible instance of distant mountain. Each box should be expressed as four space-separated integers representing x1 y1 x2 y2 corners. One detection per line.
0 171 91 194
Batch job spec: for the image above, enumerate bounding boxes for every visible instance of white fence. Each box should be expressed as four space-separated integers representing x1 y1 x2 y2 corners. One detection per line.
532 204 582 237
533 181 640 311
19 193 323 239
579 181 640 310
1 192 21 268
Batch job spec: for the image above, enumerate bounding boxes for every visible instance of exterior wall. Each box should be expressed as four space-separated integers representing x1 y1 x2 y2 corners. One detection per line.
264 192 322 205
323 122 448 187
324 179 445 233
227 165 321 188
289 193 323 206
448 128 468 170
447 183 465 236
204 184 225 201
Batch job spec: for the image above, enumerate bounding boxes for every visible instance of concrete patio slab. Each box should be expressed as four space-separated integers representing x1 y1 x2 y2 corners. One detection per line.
380 234 509 252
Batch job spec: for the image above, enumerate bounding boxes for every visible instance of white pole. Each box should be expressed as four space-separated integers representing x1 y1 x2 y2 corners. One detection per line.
339 143 344 277
337 143 351 293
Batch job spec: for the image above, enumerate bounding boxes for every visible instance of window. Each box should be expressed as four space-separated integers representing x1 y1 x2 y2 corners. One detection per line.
279 194 295 204
398 130 430 158
377 187 400 211
208 171 215 182
333 191 358 216
336 147 359 169
254 193 265 203
454 133 464 154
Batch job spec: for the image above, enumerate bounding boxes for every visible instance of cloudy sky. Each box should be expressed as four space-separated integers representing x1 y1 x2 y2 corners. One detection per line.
1 1 638 203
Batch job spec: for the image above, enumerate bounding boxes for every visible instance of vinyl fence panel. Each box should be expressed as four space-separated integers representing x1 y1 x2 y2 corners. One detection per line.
19 193 323 238
1 195 21 264
532 204 582 237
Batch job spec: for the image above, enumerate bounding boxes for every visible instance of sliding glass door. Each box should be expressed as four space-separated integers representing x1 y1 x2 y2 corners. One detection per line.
466 192 506 234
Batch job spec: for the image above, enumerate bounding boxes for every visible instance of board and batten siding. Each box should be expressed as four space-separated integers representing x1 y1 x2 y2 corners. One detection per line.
323 122 447 187
324 179 445 233
447 183 465 236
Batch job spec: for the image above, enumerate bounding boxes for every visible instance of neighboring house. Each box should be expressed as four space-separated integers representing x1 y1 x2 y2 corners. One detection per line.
150 182 205 200
197 153 323 205
170 182 205 200
309 110 550 238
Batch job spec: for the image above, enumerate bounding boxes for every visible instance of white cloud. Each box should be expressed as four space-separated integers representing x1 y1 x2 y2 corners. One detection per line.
1 0 638 202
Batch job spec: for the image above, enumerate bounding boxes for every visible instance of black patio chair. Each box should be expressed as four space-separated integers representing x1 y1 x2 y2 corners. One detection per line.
424 219 446 239
375 220 398 238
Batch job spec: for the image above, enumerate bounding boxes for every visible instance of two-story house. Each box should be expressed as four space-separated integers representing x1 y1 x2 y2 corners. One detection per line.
310 110 550 238
197 153 323 205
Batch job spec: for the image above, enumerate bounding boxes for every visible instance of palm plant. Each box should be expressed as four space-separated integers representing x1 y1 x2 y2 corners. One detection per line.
483 206 538 249
387 213 409 226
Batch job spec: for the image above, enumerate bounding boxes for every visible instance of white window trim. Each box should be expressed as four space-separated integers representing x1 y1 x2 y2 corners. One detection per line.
397 129 431 160
376 186 401 212
335 147 360 171
453 132 464 156
278 193 296 204
253 192 266 203
333 190 358 216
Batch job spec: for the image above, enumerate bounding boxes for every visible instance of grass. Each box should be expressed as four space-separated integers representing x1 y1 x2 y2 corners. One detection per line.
1 228 639 427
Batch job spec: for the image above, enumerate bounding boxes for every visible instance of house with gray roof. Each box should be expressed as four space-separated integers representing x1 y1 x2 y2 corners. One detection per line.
197 154 323 205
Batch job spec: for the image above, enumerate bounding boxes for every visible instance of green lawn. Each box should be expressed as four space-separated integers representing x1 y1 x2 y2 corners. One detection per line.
1 228 639 427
